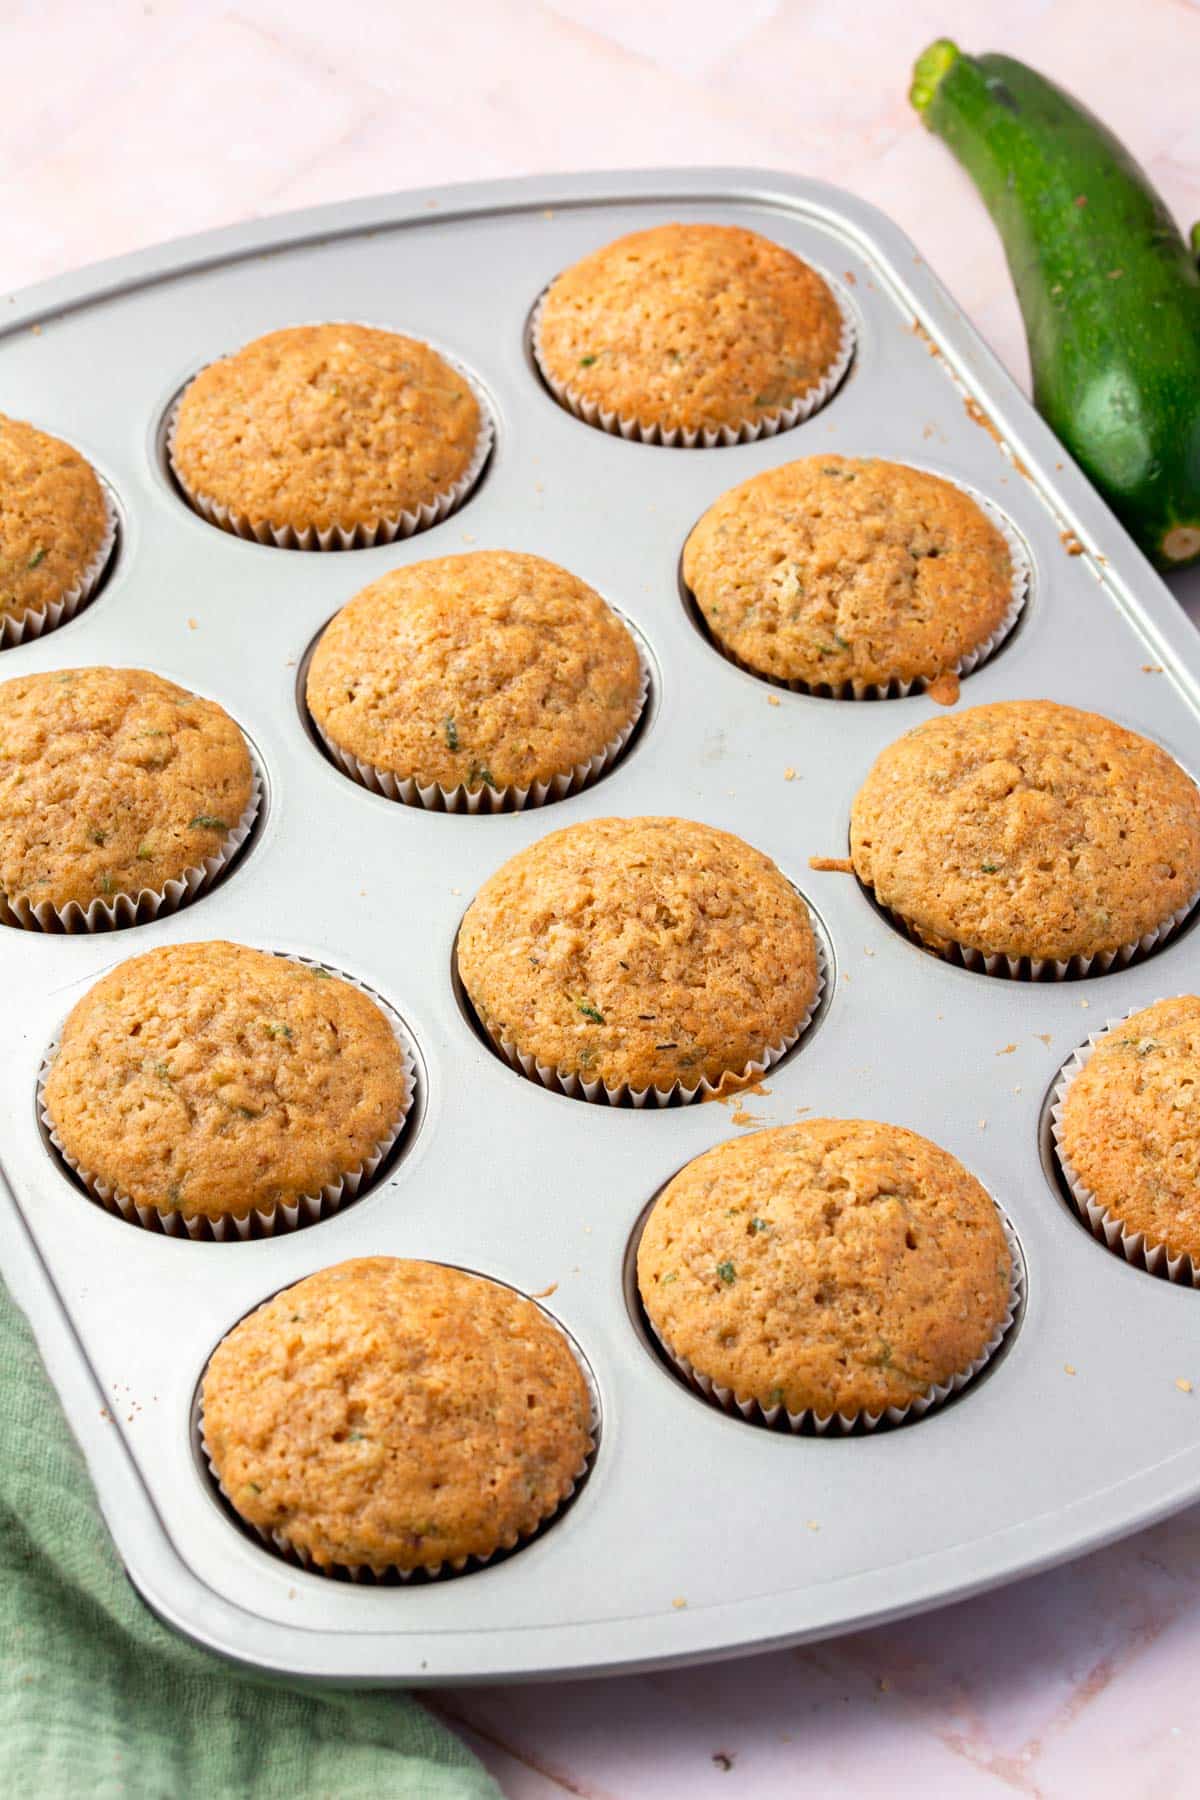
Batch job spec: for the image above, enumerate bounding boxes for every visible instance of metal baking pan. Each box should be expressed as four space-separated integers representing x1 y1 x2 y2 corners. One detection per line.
2 167 1199 1686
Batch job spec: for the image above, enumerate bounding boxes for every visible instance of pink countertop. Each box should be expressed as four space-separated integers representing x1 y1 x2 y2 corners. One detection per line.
7 2 1200 1793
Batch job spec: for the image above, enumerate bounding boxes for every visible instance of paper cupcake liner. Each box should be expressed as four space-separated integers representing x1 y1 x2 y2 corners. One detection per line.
647 1214 1023 1434
166 328 493 550
530 284 856 448
311 642 651 814
1051 1002 1200 1285
196 1303 600 1582
873 887 1200 983
37 954 416 1240
476 932 826 1108
0 482 118 649
690 490 1030 700
0 751 263 933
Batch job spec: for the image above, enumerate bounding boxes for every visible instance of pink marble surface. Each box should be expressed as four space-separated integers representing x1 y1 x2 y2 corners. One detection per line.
7 2 1200 1793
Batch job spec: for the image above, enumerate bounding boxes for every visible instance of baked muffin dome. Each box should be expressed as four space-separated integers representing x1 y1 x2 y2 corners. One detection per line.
306 550 643 796
1057 995 1200 1264
0 414 110 628
170 324 483 536
202 1257 593 1574
638 1119 1013 1420
535 224 845 438
850 701 1200 966
457 816 820 1095
683 456 1016 692
0 667 253 919
43 942 410 1224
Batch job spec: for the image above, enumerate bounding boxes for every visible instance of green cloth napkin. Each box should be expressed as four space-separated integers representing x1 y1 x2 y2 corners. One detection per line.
0 1278 499 1800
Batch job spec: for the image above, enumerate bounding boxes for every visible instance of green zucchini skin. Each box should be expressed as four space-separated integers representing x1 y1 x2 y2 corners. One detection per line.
911 40 1200 570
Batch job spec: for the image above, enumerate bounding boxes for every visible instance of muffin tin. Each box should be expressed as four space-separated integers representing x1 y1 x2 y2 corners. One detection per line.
2 168 1200 1685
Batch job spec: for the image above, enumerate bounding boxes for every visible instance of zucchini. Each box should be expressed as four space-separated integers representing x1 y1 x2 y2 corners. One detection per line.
911 40 1200 570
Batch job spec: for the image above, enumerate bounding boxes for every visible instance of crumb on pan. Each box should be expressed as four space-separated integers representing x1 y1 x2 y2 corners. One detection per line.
926 670 961 706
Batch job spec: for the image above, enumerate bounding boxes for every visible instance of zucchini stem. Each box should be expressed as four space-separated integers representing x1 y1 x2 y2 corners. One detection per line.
910 38 960 115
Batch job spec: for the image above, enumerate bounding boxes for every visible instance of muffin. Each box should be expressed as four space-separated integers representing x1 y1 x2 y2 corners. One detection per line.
1054 995 1200 1276
42 942 411 1234
0 414 113 644
0 667 256 929
638 1119 1014 1425
534 224 849 444
170 324 488 547
458 816 821 1100
201 1257 594 1576
683 456 1021 695
306 550 645 807
851 701 1200 972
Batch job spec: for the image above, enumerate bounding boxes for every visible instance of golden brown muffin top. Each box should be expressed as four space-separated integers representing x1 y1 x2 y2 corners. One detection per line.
44 942 409 1221
202 1257 592 1573
171 324 482 533
536 224 844 434
850 701 1200 964
458 816 819 1094
1059 996 1200 1260
306 551 643 792
0 667 253 915
639 1119 1012 1418
683 457 1015 689
0 414 109 623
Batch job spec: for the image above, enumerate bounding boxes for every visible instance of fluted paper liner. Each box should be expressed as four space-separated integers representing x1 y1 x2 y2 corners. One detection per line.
475 932 826 1108
311 640 651 814
873 886 1200 983
1051 1001 1200 1285
530 283 856 448
1 749 263 933
1 482 118 649
166 331 493 549
38 954 415 1240
691 489 1030 700
648 1214 1023 1434
196 1298 600 1582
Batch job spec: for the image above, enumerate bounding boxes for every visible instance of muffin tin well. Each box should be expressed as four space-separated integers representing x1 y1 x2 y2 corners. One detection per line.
676 471 1034 702
156 333 496 549
0 718 268 934
622 1185 1028 1435
449 882 836 1106
189 1268 602 1583
0 467 121 650
1038 1013 1200 1288
36 952 426 1238
2 169 1200 1686
525 264 858 446
295 602 661 813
